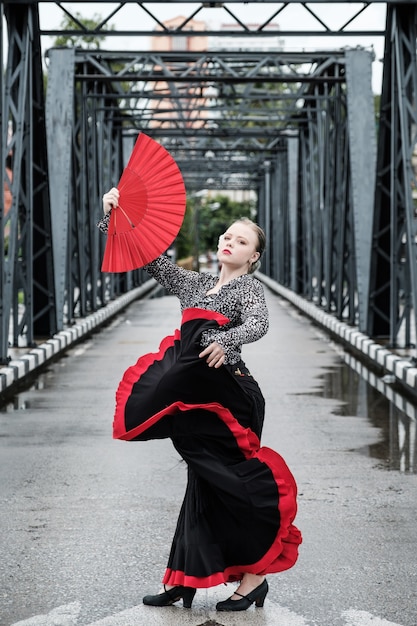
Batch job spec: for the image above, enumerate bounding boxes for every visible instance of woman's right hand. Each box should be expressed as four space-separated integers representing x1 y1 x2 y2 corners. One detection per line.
102 187 119 215
199 341 225 368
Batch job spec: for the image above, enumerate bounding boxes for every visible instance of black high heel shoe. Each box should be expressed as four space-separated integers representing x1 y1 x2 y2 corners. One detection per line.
216 579 268 612
142 585 196 608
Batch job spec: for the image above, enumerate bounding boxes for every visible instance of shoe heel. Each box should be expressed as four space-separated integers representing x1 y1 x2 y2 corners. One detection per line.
182 587 196 608
255 581 269 608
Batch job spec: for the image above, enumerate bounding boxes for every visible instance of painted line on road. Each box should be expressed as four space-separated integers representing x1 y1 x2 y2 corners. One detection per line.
342 609 404 626
86 597 311 626
11 602 81 626
10 600 405 626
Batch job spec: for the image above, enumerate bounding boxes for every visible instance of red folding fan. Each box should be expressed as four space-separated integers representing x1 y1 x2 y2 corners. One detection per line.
101 133 186 272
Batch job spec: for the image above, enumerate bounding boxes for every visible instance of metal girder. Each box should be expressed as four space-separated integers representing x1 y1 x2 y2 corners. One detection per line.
0 20 148 363
2 1 417 363
345 48 377 331
1 3 56 363
3 1 390 40
255 49 376 331
368 3 417 350
72 50 348 83
66 58 140 321
264 135 298 289
296 86 338 304
0 1 409 2
0 5 4 354
66 48 349 192
45 48 74 331
270 148 290 284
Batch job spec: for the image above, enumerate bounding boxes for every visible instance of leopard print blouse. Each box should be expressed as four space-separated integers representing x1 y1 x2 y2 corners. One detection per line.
97 212 269 364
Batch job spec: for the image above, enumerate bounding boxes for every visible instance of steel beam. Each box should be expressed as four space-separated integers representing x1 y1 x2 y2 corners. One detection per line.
345 49 377 332
1 1 390 41
0 4 5 360
287 134 299 293
45 48 75 331
3 0 417 362
1 3 56 363
294 59 358 323
368 3 417 350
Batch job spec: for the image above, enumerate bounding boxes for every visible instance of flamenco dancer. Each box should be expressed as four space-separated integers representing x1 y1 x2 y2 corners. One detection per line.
99 187 302 612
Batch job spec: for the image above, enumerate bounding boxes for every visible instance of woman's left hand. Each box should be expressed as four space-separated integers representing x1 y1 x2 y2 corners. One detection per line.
199 342 225 368
103 187 119 215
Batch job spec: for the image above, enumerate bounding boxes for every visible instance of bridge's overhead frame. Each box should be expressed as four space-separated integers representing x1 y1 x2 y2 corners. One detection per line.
1 1 417 364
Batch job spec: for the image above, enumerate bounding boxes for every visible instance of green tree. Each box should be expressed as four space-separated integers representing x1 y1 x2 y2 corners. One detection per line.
175 202 194 260
53 12 114 49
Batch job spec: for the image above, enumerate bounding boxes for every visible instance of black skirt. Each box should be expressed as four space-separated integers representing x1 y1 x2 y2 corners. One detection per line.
113 307 302 588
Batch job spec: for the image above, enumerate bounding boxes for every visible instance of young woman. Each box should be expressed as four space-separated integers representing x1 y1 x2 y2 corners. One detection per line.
99 188 302 612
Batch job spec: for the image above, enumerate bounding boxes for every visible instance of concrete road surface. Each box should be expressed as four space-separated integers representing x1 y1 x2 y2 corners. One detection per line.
1 291 416 626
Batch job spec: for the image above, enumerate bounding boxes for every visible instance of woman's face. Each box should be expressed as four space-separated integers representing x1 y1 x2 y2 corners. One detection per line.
217 222 260 271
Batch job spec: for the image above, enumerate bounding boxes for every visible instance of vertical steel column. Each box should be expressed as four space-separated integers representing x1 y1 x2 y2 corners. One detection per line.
1 3 55 363
305 102 321 305
345 49 377 332
75 74 91 318
0 3 5 360
297 124 312 298
269 156 279 282
287 133 299 292
368 4 417 349
256 180 266 272
393 5 417 350
263 160 272 275
30 7 56 341
45 48 75 331
90 84 109 307
295 62 359 323
332 85 350 321
1 5 30 360
320 86 332 314
272 147 290 286
92 96 129 300
70 61 102 319
322 87 336 315
70 55 144 308
282 147 290 286
368 16 394 340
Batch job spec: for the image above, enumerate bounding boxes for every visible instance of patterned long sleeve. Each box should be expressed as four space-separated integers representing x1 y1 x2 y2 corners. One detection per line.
97 211 269 364
143 255 203 297
97 211 111 233
144 257 269 364
199 279 269 360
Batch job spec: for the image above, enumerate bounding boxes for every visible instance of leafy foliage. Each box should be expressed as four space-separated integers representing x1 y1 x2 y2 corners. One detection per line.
53 12 114 49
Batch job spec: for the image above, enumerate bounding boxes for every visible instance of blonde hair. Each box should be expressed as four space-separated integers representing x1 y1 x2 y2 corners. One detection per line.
230 217 266 274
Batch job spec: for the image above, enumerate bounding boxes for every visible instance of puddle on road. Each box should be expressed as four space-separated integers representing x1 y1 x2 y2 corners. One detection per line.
311 349 416 474
0 352 73 413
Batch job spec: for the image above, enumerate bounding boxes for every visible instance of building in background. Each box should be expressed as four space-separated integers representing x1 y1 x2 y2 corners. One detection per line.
210 22 283 52
151 15 208 52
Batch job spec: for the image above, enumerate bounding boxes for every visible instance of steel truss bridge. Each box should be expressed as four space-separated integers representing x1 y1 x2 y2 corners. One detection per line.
1 1 417 365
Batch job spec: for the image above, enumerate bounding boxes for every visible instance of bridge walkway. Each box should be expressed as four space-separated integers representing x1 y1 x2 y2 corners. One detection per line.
0 287 416 625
